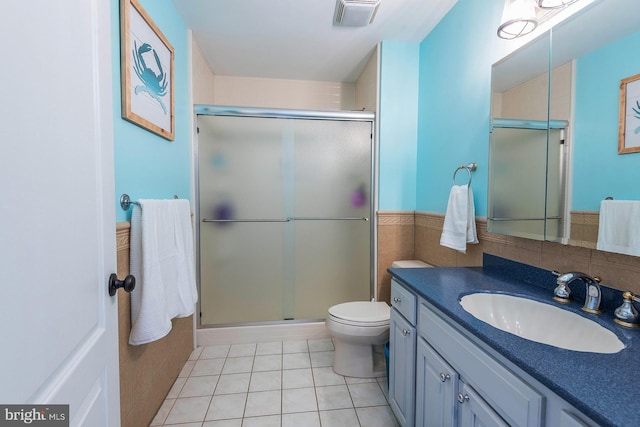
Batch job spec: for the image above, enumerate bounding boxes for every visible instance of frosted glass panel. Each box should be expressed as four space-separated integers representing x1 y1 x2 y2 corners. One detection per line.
198 116 287 324
488 126 566 241
488 127 547 240
196 114 373 325
292 120 372 319
545 128 565 242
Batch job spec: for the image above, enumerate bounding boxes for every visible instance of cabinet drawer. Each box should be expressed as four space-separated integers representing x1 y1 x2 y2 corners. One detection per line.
391 280 417 325
419 301 543 427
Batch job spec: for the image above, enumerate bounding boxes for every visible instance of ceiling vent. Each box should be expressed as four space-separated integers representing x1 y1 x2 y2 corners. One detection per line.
334 0 381 27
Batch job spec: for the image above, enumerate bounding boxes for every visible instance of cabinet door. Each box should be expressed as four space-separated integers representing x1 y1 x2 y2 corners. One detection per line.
416 338 458 427
458 382 509 427
389 308 416 427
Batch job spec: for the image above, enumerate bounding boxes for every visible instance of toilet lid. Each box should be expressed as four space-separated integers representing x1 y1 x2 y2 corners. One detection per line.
328 301 390 323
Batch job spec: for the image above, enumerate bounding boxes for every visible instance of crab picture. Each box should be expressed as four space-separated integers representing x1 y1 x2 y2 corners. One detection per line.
132 41 168 114
633 100 640 134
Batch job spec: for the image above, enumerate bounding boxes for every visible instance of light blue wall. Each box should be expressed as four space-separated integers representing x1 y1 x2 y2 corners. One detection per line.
111 0 191 222
415 0 504 216
573 30 640 211
378 41 420 210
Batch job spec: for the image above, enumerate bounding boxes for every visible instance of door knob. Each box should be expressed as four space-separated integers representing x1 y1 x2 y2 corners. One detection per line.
108 273 135 296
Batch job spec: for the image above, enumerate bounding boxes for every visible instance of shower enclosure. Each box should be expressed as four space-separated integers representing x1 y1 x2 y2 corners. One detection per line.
195 106 375 326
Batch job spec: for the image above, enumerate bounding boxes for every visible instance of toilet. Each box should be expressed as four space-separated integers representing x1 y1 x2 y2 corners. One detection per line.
326 259 433 378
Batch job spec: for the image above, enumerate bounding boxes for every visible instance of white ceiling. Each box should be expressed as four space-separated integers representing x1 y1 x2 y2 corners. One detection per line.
171 0 458 83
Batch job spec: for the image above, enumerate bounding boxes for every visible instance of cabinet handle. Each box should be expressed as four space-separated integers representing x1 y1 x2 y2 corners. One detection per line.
439 373 450 382
393 297 401 303
401 329 411 336
457 393 469 404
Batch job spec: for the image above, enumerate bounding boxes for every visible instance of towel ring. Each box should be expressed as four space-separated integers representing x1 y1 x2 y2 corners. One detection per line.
452 162 477 186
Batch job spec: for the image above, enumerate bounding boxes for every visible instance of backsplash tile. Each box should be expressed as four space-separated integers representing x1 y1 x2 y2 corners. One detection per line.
377 211 640 302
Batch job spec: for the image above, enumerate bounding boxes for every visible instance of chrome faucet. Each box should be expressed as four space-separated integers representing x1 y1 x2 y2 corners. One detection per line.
552 271 603 314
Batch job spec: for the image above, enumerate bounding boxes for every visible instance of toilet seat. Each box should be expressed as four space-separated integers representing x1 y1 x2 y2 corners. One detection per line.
328 301 390 327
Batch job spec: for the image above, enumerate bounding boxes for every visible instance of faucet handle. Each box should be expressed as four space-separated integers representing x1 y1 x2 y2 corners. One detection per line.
551 271 569 302
553 285 571 303
552 270 571 303
614 291 640 328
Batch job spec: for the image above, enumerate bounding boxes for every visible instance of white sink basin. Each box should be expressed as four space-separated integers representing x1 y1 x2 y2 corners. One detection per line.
459 293 625 354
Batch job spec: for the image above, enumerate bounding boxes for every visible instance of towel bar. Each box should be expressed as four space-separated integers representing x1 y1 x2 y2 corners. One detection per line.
120 193 179 211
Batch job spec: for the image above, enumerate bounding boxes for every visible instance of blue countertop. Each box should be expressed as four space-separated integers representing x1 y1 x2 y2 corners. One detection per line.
388 255 640 427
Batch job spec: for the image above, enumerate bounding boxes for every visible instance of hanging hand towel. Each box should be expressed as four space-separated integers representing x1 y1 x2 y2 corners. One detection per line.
129 199 198 346
440 185 479 254
597 200 640 257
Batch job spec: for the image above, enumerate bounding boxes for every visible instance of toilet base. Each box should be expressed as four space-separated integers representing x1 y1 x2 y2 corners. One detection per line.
332 339 386 378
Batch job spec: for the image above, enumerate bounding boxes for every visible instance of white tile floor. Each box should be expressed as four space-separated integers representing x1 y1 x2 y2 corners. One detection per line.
150 339 399 427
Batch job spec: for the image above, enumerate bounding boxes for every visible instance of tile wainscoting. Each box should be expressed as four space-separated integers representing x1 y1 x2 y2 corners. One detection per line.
377 211 640 302
116 222 194 427
112 211 639 425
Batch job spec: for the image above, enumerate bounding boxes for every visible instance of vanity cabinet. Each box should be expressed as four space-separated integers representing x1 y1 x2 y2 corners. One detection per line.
416 337 457 427
387 261 624 427
417 334 510 427
419 301 543 427
389 280 417 427
389 278 603 427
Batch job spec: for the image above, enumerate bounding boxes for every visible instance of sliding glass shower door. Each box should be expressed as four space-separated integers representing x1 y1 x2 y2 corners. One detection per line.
196 109 374 326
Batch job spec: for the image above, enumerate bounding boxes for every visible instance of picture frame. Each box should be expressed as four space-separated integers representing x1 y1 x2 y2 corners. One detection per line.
120 0 175 141
618 73 640 154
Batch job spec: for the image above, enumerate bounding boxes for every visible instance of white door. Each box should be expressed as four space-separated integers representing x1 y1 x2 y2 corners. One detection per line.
0 1 119 426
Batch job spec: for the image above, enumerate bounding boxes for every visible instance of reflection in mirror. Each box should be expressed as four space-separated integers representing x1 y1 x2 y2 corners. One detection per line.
489 0 640 249
489 31 569 243
550 0 640 235
488 119 567 242
491 31 551 122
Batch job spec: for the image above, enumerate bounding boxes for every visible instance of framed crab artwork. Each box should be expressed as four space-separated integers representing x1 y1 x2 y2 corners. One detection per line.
120 0 174 140
619 73 640 154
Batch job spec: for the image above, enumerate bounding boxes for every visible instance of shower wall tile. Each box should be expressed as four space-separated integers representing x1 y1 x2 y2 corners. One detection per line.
117 222 194 427
213 76 356 111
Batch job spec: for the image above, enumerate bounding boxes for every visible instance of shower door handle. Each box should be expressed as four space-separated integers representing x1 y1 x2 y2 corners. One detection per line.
203 217 369 223
288 217 369 221
202 218 291 223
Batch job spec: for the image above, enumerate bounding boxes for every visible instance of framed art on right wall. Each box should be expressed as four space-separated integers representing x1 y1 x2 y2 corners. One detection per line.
619 73 640 154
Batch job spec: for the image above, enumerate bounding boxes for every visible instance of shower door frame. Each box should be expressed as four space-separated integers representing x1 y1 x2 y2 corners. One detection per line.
193 105 378 328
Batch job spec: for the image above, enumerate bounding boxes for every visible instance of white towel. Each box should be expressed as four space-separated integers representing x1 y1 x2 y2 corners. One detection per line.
129 199 198 345
440 185 479 254
597 200 640 257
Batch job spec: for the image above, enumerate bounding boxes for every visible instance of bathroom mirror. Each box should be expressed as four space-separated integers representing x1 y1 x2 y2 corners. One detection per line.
489 0 640 246
488 31 568 243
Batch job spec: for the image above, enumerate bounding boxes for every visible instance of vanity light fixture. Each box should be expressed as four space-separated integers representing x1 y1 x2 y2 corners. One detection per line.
497 0 539 39
537 0 580 8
